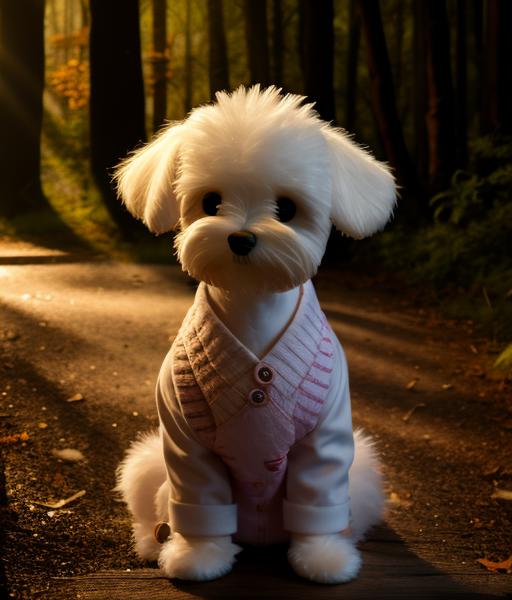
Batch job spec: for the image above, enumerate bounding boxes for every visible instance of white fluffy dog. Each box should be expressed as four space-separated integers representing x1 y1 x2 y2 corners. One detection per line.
115 86 395 584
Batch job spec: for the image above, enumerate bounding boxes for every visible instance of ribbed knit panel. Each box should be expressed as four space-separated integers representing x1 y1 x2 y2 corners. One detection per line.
172 333 216 446
172 280 334 447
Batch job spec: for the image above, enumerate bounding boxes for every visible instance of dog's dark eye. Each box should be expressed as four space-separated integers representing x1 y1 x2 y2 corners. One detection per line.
202 192 222 216
276 197 296 223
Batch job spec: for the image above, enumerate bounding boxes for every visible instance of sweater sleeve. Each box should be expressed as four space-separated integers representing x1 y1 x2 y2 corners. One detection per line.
156 353 237 537
283 337 354 535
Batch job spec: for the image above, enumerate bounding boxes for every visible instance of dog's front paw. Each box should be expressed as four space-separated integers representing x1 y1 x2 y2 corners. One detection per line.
158 533 241 581
288 534 361 584
131 522 162 561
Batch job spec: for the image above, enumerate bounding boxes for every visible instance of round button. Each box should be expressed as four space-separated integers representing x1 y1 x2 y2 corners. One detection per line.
154 521 171 543
254 364 273 384
249 388 267 406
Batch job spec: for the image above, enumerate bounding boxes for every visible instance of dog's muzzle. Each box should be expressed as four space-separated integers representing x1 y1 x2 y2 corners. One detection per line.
228 230 257 256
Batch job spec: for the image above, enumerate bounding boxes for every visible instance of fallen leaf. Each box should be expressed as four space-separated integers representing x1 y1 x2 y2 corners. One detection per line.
389 492 400 504
470 344 478 354
405 378 419 390
482 464 501 477
477 555 512 573
388 491 412 508
51 448 85 462
0 431 29 445
38 422 48 429
491 488 512 501
32 489 86 509
402 403 427 423
66 393 84 403
441 383 454 390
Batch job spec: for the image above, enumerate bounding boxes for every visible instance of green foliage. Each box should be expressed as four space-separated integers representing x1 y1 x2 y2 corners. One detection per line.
494 343 512 373
369 136 512 341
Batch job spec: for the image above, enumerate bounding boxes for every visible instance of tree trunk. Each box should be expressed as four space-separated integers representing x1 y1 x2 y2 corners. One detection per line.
208 0 230 98
424 0 456 193
393 0 404 99
299 0 335 122
89 0 147 236
244 0 270 87
482 0 512 135
345 0 361 131
359 0 424 210
184 0 193 113
455 0 467 167
413 0 428 182
64 0 71 62
272 0 283 87
0 0 48 217
152 0 167 132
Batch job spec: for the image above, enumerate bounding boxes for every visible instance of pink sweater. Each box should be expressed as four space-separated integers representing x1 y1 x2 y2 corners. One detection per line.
157 280 354 545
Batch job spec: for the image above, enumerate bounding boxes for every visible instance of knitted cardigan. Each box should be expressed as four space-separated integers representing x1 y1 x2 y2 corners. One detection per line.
156 280 354 545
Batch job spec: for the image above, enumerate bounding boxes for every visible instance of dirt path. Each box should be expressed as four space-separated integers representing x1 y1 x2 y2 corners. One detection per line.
0 240 511 599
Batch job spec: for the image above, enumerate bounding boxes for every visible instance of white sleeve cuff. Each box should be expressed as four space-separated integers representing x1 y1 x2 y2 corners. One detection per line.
282 498 350 534
169 500 238 536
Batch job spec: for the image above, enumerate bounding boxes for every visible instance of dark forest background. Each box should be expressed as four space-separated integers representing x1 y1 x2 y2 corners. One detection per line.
0 0 511 359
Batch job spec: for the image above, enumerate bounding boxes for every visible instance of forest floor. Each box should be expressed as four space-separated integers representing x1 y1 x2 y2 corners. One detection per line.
0 238 511 599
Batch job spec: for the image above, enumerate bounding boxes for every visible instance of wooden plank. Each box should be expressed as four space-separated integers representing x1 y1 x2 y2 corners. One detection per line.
51 526 505 600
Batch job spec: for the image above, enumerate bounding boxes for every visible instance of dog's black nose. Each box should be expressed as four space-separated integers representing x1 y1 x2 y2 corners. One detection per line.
228 230 257 256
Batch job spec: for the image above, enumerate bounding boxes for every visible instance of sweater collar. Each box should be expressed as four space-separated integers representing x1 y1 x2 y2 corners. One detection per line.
180 280 329 423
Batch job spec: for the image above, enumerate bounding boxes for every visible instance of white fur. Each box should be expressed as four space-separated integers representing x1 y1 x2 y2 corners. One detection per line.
114 86 394 583
114 431 166 561
114 85 395 292
158 533 241 581
349 429 386 542
288 534 362 584
115 123 187 233
116 429 385 579
285 429 385 584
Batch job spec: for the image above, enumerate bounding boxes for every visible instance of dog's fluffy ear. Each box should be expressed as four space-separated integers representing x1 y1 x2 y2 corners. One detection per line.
322 125 396 239
114 122 186 234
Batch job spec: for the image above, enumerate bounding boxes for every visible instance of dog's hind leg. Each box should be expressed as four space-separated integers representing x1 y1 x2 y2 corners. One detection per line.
115 430 167 560
348 429 386 542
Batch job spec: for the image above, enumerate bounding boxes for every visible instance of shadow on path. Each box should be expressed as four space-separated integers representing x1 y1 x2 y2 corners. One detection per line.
51 525 503 600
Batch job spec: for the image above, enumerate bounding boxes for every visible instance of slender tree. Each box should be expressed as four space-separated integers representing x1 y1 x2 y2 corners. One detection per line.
184 0 193 113
482 0 512 135
208 0 230 98
413 0 428 181
469 0 484 135
345 0 361 130
272 0 283 87
393 0 405 98
455 0 467 167
0 0 48 217
64 0 71 63
244 0 270 87
424 0 456 193
299 0 335 122
89 0 146 236
152 0 168 132
359 0 424 214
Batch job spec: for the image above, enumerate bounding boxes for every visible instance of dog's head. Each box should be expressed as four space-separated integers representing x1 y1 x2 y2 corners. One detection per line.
115 86 396 293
